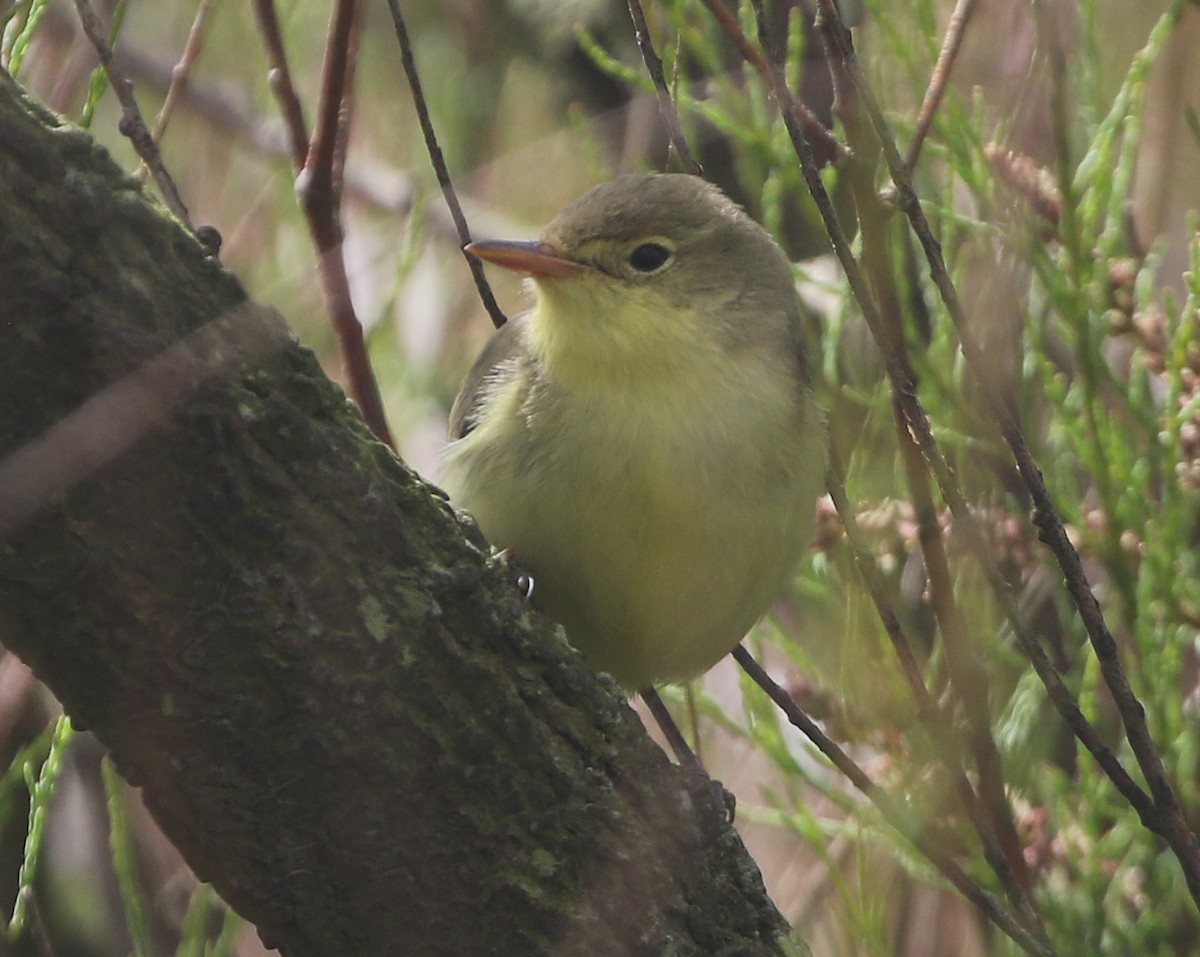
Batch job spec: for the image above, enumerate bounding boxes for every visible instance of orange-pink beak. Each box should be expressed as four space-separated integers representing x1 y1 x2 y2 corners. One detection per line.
465 240 589 278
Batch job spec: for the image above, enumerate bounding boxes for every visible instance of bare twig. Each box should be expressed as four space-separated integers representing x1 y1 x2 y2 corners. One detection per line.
254 0 395 449
697 0 848 166
905 0 979 172
135 0 219 183
810 0 1200 906
385 0 508 331
708 0 1156 848
732 646 1055 957
824 462 1044 929
252 0 307 168
304 0 358 206
699 0 1191 939
640 689 703 772
810 108 1047 935
73 0 193 230
109 40 421 220
796 4 1043 932
626 0 701 175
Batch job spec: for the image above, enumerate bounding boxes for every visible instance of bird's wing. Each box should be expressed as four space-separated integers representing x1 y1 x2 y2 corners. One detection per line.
447 313 530 440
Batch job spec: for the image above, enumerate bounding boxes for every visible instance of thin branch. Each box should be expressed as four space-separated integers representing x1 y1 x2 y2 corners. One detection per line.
254 0 394 449
252 0 307 169
702 0 1158 848
809 0 1200 906
641 689 703 772
826 441 1049 947
304 0 358 203
385 0 508 331
135 0 219 184
697 0 848 166
771 1 1038 918
111 41 421 221
891 396 1048 932
905 0 979 172
704 0 1198 928
732 646 1054 957
796 3 1043 933
72 0 193 230
626 0 701 175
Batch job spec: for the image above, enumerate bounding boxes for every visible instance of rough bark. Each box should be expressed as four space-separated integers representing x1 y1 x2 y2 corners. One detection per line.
0 70 798 957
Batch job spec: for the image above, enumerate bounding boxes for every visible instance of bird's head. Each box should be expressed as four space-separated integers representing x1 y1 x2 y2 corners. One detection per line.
466 173 799 391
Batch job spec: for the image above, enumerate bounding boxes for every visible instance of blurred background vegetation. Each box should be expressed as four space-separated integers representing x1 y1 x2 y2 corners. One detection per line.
2 0 1200 954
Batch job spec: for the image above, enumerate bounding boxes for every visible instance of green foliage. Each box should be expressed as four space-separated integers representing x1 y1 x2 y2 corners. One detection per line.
586 0 1200 953
5 715 70 945
79 0 129 130
1 0 50 75
103 758 153 957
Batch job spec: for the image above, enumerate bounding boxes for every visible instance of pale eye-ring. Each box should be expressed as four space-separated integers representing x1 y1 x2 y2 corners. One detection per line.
628 242 672 272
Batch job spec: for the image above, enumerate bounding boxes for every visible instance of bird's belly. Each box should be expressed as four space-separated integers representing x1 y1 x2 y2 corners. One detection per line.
445 411 819 688
526 481 810 688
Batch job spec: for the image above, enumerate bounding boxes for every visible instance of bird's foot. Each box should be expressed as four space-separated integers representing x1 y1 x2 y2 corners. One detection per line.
641 688 736 836
494 547 535 601
685 766 736 833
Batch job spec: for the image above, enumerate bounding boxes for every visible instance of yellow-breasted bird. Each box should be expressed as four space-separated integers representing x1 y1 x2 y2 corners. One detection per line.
443 173 826 689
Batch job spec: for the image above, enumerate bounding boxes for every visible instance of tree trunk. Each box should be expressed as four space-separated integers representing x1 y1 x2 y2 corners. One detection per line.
0 69 797 957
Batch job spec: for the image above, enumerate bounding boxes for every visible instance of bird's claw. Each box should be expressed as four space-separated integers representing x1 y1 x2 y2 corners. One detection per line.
495 548 535 602
515 571 535 601
685 767 736 834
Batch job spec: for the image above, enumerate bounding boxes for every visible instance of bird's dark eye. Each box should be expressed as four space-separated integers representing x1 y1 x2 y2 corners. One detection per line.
628 242 671 272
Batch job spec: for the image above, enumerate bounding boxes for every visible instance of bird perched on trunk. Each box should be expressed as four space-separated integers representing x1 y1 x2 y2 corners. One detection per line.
443 173 826 690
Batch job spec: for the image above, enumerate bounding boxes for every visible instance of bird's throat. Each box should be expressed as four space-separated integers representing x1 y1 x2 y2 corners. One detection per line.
526 291 716 396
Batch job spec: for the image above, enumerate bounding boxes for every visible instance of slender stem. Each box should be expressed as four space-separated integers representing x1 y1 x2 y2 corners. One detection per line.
385 0 508 331
905 0 979 172
252 0 308 168
1041 7 1136 620
709 0 1155 842
817 5 1037 912
703 0 1193 924
641 689 703 773
697 0 849 166
810 5 1041 930
825 461 1040 926
811 0 1200 906
626 0 701 175
73 0 193 230
254 0 394 448
137 0 218 182
732 647 1055 957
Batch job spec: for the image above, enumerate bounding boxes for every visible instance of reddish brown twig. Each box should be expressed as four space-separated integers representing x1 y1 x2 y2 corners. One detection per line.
802 3 1042 929
746 2 1044 933
253 0 308 170
136 0 218 183
824 462 1043 920
303 0 358 212
253 0 394 449
906 0 979 172
734 0 1154 850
